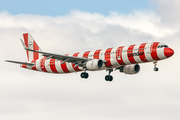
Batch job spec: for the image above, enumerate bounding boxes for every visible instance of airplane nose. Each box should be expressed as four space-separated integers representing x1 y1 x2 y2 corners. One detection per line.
164 48 174 58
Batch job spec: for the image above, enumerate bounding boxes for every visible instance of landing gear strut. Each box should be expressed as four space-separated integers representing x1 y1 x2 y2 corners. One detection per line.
80 68 89 79
153 61 159 71
105 69 113 81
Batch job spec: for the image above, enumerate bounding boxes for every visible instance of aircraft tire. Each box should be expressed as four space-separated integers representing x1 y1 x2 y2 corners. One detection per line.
84 73 89 79
105 75 113 81
154 67 159 71
81 72 89 79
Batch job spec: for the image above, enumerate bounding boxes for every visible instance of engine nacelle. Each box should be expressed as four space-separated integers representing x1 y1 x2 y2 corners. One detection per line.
120 64 140 74
86 59 104 70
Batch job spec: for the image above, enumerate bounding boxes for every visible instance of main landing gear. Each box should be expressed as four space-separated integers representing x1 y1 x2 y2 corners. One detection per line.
80 68 89 79
153 61 159 71
105 69 113 82
80 68 114 81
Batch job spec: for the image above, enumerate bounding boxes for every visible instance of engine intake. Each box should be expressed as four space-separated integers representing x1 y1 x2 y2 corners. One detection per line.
120 64 140 74
86 59 104 70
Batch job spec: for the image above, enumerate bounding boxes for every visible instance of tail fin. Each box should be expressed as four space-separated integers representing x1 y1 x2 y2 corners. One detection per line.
23 33 42 61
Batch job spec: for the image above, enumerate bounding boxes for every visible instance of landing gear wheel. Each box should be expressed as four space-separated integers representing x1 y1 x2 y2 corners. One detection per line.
154 67 159 71
105 75 113 81
80 72 89 79
105 75 109 81
105 69 113 82
153 61 159 72
84 73 89 79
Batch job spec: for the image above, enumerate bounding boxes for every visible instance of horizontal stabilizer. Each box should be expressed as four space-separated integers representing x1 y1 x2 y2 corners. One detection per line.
5 60 35 66
20 39 29 50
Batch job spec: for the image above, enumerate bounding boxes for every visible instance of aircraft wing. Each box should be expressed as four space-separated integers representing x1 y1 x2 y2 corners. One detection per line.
28 49 88 62
20 39 91 67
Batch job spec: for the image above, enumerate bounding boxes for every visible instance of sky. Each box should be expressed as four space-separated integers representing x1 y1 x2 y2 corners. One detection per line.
1 0 180 120
0 0 151 16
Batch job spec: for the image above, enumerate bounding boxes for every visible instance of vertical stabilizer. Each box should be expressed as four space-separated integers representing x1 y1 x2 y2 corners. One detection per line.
23 33 42 61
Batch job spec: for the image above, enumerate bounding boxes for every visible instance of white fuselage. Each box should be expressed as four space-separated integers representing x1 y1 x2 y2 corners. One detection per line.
21 42 173 74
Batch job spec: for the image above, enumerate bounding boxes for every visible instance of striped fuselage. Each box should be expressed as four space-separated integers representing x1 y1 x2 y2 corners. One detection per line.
21 42 169 74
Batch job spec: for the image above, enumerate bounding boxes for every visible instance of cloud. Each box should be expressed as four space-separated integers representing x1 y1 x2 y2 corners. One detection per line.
0 9 180 120
151 0 180 26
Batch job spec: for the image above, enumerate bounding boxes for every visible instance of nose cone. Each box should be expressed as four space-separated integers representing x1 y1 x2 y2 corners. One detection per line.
164 48 174 58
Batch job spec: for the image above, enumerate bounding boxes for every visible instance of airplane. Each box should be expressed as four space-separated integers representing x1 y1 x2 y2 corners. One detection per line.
6 33 174 81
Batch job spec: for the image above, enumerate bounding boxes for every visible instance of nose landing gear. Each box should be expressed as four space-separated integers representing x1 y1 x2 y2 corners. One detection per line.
153 61 159 71
105 69 113 81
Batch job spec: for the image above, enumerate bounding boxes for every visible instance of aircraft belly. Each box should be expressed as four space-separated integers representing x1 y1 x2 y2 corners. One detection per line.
36 59 42 71
66 62 76 72
45 59 53 73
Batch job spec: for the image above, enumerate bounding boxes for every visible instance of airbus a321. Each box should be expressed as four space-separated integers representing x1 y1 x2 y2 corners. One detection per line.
6 33 174 81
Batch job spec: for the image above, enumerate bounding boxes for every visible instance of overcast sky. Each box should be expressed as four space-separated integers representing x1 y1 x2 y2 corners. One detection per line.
0 0 180 120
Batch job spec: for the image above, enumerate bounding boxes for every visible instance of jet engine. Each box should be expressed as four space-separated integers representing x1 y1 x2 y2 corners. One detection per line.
86 59 104 70
119 64 140 74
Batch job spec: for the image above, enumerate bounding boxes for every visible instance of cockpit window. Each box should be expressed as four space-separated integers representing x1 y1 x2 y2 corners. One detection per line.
158 45 169 48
